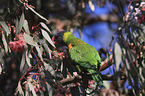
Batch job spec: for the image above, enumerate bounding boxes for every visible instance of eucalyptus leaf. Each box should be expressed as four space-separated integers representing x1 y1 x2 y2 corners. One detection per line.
24 33 37 46
28 77 37 96
43 43 51 59
25 84 29 96
44 62 55 76
113 42 122 71
27 5 49 22
35 43 43 60
26 50 31 67
20 52 26 72
139 67 144 82
0 21 10 36
103 81 110 89
2 32 8 53
46 83 53 96
17 81 24 96
23 20 30 34
18 13 25 34
41 29 55 48
40 22 51 33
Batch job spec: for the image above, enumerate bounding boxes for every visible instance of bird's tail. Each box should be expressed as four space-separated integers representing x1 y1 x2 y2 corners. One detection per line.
87 69 103 86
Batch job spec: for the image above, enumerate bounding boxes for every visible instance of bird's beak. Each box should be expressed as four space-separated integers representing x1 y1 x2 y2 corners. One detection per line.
52 36 58 44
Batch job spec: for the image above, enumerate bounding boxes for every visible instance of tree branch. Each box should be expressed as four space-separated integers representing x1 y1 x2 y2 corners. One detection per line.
60 73 123 85
84 14 119 25
99 54 113 72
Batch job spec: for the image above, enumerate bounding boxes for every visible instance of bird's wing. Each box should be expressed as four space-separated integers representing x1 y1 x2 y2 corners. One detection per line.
70 44 101 69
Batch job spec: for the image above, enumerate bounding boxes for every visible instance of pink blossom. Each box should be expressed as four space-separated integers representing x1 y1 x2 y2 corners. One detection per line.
19 39 26 46
9 33 26 52
16 33 24 40
9 41 16 51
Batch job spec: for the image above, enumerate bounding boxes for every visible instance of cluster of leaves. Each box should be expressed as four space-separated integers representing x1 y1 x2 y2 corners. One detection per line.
0 11 60 95
0 0 70 95
112 1 145 96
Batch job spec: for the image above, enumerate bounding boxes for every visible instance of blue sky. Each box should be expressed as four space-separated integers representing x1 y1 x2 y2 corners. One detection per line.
73 1 118 50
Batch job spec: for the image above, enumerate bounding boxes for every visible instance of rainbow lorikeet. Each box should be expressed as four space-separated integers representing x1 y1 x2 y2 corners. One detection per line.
54 31 103 86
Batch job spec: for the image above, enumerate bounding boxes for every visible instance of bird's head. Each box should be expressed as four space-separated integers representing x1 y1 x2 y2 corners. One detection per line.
52 31 72 47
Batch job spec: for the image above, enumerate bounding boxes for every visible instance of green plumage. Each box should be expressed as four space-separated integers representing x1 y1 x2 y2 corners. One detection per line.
55 31 103 85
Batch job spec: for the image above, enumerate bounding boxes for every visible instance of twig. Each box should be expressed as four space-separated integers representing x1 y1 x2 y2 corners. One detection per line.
99 54 113 72
84 14 119 25
19 66 37 81
124 0 132 21
60 75 81 85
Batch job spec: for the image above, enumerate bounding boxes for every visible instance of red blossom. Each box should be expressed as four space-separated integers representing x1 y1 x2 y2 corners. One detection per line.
9 41 16 51
16 33 24 40
9 33 26 52
19 39 26 46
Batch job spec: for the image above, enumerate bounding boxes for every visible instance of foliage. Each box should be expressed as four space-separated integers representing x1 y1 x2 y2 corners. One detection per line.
0 0 145 96
112 1 145 95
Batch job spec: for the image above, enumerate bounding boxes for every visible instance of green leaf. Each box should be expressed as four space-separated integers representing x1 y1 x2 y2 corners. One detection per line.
43 43 51 59
103 81 110 89
23 33 37 46
2 32 8 53
35 43 43 60
0 49 4 72
41 29 55 48
18 13 25 34
17 81 24 96
44 62 55 76
40 22 51 33
15 18 19 34
0 21 10 36
26 50 31 67
27 5 49 22
113 42 122 71
39 39 51 59
25 84 29 96
20 52 26 72
23 20 30 34
46 83 53 96
28 77 37 96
